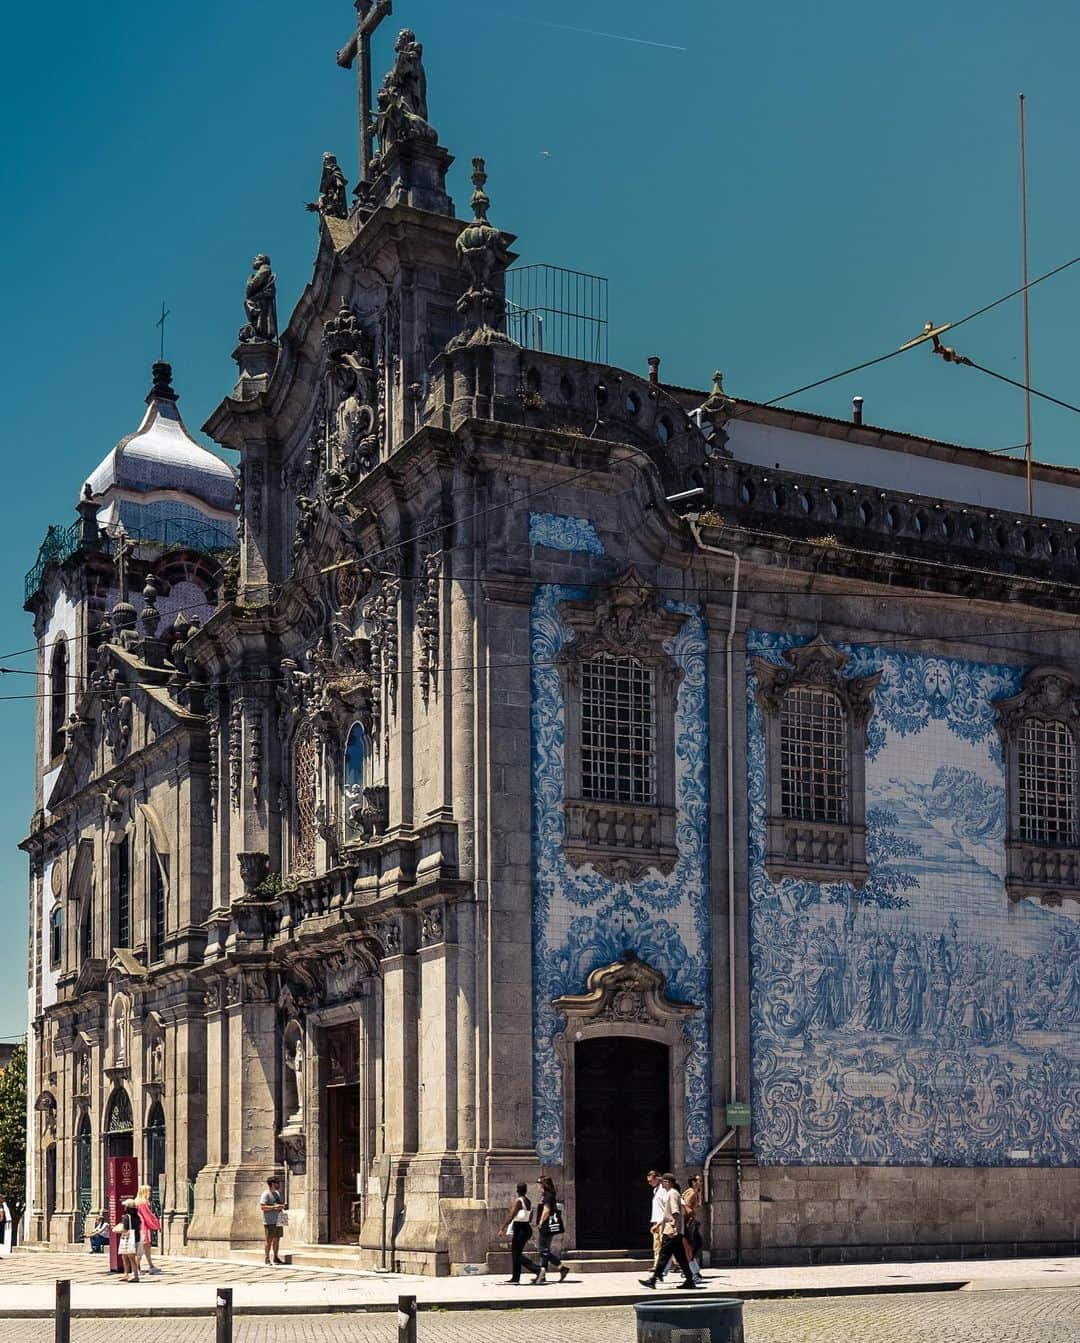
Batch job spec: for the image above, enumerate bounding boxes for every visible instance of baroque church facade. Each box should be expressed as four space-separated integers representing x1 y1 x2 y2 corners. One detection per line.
24 14 1079 1270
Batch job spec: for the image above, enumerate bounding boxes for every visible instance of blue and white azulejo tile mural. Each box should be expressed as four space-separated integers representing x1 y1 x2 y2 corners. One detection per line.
747 631 1080 1167
528 510 605 555
530 515 711 1165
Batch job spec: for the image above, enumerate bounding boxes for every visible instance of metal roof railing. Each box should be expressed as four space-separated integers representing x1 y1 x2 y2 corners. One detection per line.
24 518 237 604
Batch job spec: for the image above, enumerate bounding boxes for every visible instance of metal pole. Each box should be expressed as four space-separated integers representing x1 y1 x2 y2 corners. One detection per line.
1019 91 1033 514
398 1294 418 1343
216 1286 234 1343
55 1280 71 1343
734 1129 743 1268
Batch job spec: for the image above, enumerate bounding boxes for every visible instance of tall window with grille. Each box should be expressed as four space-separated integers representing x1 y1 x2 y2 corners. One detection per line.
112 838 131 950
580 655 656 805
292 722 319 876
49 906 63 968
80 893 93 963
49 637 68 759
1018 717 1076 844
779 686 849 823
149 847 169 964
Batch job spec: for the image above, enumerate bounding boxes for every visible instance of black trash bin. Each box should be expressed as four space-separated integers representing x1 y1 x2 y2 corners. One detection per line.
634 1298 744 1343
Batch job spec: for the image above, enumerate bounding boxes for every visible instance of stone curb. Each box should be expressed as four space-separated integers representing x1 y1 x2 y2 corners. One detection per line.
0 1279 970 1319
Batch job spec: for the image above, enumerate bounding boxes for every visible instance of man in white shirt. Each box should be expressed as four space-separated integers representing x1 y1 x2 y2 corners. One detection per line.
647 1170 666 1273
640 1174 698 1289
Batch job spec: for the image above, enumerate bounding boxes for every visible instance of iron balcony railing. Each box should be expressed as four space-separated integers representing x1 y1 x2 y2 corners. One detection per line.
505 263 609 363
25 518 237 604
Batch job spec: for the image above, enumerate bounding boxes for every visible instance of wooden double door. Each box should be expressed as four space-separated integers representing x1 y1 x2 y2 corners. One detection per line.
325 1022 362 1244
573 1036 670 1250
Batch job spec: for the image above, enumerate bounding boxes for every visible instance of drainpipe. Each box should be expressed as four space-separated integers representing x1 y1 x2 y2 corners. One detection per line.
686 516 741 1192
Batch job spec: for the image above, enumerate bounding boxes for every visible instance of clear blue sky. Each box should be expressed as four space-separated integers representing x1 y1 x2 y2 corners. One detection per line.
3 1 1080 1037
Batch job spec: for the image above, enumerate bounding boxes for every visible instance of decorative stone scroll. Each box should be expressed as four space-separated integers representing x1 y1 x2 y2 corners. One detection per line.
551 951 697 1030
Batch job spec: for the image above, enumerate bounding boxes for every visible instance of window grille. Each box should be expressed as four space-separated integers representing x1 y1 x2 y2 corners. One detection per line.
1018 717 1076 843
50 638 68 759
779 686 848 823
149 849 168 964
49 908 62 968
113 839 131 949
80 896 93 962
292 723 319 875
580 656 656 805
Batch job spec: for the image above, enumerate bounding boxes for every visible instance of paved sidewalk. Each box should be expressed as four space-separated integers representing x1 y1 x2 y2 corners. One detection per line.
0 1249 1077 1317
10 1291 1080 1343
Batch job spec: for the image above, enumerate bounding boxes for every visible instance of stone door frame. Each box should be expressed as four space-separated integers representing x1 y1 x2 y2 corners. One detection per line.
306 1002 367 1246
551 952 697 1248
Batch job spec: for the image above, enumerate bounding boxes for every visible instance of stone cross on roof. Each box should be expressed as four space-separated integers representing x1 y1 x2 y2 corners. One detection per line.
336 0 394 184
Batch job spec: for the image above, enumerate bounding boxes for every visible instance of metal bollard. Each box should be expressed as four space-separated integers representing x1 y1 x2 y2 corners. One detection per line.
398 1293 418 1343
216 1286 234 1343
55 1280 71 1343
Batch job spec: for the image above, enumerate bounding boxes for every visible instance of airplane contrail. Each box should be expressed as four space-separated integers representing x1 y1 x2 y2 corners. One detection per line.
503 15 687 52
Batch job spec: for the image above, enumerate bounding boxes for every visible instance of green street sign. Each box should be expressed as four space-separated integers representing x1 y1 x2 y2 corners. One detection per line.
726 1102 751 1128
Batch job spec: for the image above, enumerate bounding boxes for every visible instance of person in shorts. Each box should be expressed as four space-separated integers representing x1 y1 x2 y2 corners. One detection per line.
260 1177 286 1265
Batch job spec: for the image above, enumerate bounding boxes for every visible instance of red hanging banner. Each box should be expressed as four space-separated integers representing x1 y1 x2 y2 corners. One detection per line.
107 1155 139 1273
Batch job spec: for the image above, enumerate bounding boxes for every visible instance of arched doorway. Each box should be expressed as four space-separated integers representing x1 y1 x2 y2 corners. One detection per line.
74 1114 92 1241
145 1101 166 1242
574 1036 669 1249
104 1088 134 1162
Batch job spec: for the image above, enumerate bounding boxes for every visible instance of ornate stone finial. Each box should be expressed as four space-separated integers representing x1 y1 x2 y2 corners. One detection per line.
147 361 178 404
322 298 368 360
306 151 349 219
238 254 278 345
449 157 515 350
141 575 161 639
110 600 138 640
76 483 101 548
704 370 733 411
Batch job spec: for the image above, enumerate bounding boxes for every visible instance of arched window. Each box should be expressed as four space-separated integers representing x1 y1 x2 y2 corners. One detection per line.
343 722 365 843
291 722 319 877
112 837 131 949
80 890 93 963
49 906 63 969
144 1101 166 1237
1018 716 1076 844
74 1114 92 1241
779 686 848 823
149 845 168 964
49 637 68 759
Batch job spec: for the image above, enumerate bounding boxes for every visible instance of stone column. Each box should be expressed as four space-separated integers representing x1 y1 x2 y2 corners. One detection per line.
380 917 419 1156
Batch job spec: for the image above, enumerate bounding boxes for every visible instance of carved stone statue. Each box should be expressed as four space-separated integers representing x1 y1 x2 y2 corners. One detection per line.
111 1000 128 1067
239 254 278 344
374 28 436 158
389 28 428 120
306 152 348 220
322 301 380 478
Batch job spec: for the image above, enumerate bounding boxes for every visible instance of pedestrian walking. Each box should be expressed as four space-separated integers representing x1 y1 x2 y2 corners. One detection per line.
502 1181 540 1284
639 1173 697 1289
260 1176 287 1265
531 1176 569 1285
116 1199 140 1281
646 1170 665 1272
135 1184 162 1274
682 1172 704 1284
0 1194 11 1258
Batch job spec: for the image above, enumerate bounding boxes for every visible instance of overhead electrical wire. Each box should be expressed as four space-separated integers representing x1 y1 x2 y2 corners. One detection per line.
7 254 1080 677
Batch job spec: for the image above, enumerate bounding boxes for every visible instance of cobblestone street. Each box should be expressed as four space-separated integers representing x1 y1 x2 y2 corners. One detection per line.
9 1291 1080 1343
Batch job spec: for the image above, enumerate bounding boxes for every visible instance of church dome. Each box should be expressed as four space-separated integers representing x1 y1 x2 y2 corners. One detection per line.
85 362 237 546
